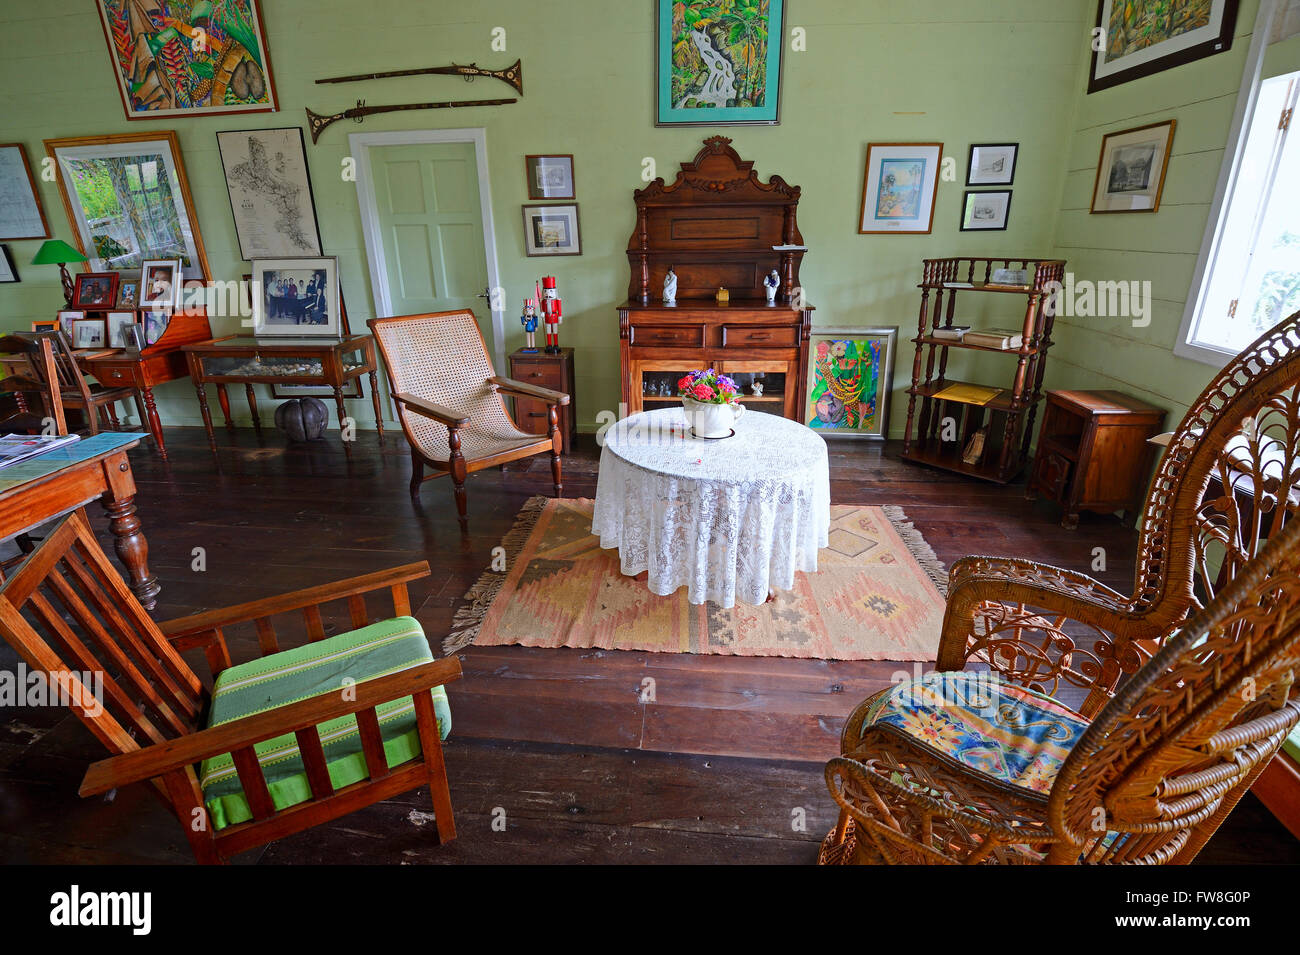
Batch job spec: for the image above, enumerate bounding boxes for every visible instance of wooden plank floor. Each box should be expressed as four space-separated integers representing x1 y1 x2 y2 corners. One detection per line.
0 426 1295 865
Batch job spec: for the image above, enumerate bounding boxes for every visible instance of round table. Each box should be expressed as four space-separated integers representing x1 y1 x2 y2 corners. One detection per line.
591 406 831 608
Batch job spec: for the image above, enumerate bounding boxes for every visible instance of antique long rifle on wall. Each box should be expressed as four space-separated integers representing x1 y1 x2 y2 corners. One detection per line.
306 98 517 143
316 59 523 95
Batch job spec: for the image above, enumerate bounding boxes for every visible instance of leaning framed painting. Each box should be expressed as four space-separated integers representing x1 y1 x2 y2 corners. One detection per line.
656 0 784 126
803 327 898 440
94 1 279 119
1088 0 1240 93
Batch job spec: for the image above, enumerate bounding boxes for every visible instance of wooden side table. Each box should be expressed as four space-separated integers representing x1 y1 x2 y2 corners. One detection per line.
508 347 576 454
1027 389 1166 528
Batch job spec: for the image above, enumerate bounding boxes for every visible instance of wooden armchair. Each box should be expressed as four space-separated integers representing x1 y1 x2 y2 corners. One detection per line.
369 309 570 530
0 510 461 864
0 333 65 435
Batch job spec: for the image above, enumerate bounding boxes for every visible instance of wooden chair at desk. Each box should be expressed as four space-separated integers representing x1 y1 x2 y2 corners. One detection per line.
0 333 67 436
12 331 149 441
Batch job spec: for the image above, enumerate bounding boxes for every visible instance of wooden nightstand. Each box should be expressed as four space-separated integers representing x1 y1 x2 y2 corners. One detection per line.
1027 389 1166 528
508 347 576 454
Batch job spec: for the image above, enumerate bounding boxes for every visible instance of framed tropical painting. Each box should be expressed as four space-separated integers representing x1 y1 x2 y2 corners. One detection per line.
803 327 898 440
656 0 784 126
1088 0 1240 93
858 143 943 234
95 1 278 119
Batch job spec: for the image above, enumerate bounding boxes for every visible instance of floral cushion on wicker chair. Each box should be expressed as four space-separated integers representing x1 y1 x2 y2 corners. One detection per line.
856 673 1089 793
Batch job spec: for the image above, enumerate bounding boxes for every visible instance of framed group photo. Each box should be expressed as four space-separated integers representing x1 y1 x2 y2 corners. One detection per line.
251 256 342 337
72 271 120 308
522 204 582 257
803 327 898 440
858 143 943 235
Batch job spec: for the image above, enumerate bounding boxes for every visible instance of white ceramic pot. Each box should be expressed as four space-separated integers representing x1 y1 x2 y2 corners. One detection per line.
682 396 745 438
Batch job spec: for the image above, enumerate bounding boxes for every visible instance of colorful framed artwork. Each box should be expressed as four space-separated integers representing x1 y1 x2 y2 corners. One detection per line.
960 190 1013 231
45 132 210 282
655 0 784 126
72 318 107 350
525 155 576 200
71 271 120 308
1090 120 1176 214
216 127 322 260
0 143 50 241
57 310 85 340
0 245 17 283
803 327 898 440
522 204 582 257
117 280 139 307
106 310 137 347
966 143 1018 186
251 256 341 337
140 258 183 308
858 143 943 235
143 308 172 346
94 1 278 119
1089 0 1240 93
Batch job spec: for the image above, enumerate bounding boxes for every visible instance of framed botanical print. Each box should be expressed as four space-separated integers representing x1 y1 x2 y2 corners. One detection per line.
656 0 784 126
858 143 943 234
522 204 582 256
960 190 1012 231
45 132 210 281
966 143 1018 185
1090 120 1176 214
0 245 17 284
72 271 120 308
525 155 576 200
94 1 279 119
803 327 898 440
1089 0 1240 93
251 256 342 337
0 143 50 240
141 258 183 308
216 127 323 260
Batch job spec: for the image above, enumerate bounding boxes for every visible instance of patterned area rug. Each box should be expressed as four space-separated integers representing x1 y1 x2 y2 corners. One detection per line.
447 497 948 660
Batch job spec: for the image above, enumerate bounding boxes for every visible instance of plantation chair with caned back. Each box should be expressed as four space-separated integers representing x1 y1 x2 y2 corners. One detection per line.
822 310 1300 863
0 510 461 864
369 310 570 531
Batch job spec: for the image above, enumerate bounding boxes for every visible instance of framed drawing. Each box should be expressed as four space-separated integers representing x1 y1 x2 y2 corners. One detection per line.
804 328 897 439
72 318 107 349
522 204 582 257
251 256 341 337
57 311 85 340
106 310 137 347
216 127 322 260
1090 120 1176 214
140 258 183 308
94 1 278 119
143 308 172 346
966 143 1018 185
0 143 50 241
1089 0 1240 93
960 190 1013 231
45 132 210 281
525 155 576 200
656 0 784 126
858 143 943 234
72 271 120 308
0 245 17 283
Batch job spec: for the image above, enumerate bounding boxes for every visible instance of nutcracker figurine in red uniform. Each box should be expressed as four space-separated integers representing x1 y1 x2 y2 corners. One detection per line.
537 276 562 354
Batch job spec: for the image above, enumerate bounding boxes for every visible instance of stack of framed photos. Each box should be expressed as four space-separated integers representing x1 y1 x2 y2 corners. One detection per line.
52 257 182 353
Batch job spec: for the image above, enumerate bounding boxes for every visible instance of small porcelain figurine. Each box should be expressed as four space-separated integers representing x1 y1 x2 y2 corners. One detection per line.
520 299 539 352
663 266 677 306
751 380 764 397
763 269 780 305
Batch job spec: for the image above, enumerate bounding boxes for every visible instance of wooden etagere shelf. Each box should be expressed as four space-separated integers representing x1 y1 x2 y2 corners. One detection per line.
900 256 1066 484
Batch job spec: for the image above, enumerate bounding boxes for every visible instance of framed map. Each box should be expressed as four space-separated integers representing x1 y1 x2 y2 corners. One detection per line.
803 327 897 440
1088 0 1240 93
0 143 50 241
216 127 322 260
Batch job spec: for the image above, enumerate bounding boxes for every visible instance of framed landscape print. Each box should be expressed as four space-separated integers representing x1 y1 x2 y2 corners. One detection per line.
803 327 897 440
858 143 943 234
216 127 322 260
522 204 582 257
966 143 1018 185
45 132 210 281
94 1 278 119
72 271 120 308
525 155 576 200
960 190 1012 231
0 143 50 240
251 256 341 337
1090 120 1176 213
1089 0 1240 93
656 0 784 126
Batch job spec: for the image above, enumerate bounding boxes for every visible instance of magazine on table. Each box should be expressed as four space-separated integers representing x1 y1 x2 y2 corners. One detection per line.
0 433 81 469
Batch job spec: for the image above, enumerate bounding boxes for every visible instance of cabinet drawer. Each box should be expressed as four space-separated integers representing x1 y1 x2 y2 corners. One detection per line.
629 324 706 348
93 362 138 386
510 361 564 389
721 325 797 348
512 397 552 432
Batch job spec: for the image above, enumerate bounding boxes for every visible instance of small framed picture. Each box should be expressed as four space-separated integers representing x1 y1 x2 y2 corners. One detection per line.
251 256 342 337
116 281 139 307
123 323 146 356
804 327 898 439
0 245 17 283
525 154 576 200
966 143 1018 186
31 320 56 333
72 317 106 349
143 309 172 346
106 311 137 348
522 204 582 257
1091 120 1176 214
858 143 943 234
56 310 84 340
960 190 1012 231
71 271 119 308
140 258 183 308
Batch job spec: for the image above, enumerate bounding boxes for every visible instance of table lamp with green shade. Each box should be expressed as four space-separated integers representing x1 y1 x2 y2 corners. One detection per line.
31 239 89 305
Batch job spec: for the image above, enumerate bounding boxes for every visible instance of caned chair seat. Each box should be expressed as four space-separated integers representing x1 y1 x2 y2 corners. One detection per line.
200 616 452 830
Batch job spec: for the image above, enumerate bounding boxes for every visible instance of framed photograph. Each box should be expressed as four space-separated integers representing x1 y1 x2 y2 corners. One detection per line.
960 190 1013 231
106 310 137 348
216 127 323 260
522 204 582 257
117 281 138 307
44 131 210 281
31 320 57 334
72 318 107 350
123 322 146 355
71 271 120 308
1089 0 1240 93
966 143 1018 185
57 310 85 340
804 328 898 440
525 155 576 200
0 245 17 284
1090 120 1176 214
251 256 341 337
655 0 784 126
94 1 278 119
140 258 183 308
858 143 943 234
0 143 50 240
143 309 172 346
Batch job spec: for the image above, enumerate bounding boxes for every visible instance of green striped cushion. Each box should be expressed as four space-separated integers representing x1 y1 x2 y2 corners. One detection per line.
1285 723 1300 764
199 616 452 831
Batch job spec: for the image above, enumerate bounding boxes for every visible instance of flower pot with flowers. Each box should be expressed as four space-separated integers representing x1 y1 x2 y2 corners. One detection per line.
677 368 746 438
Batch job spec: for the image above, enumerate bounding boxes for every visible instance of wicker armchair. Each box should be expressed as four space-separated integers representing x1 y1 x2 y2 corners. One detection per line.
369 310 570 529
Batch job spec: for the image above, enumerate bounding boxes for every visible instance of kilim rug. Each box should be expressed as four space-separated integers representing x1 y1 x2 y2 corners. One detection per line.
447 497 948 660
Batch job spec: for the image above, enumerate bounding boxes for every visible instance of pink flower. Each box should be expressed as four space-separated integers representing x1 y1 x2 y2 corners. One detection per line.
816 341 830 358
677 375 694 392
690 383 715 401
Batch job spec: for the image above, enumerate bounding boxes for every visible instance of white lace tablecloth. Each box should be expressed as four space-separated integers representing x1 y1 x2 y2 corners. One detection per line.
591 406 831 607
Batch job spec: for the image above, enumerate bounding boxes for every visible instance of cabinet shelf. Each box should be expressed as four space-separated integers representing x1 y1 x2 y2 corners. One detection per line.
915 335 1044 356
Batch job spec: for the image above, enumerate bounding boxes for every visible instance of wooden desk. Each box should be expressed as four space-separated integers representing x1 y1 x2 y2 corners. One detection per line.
0 432 159 610
82 347 192 459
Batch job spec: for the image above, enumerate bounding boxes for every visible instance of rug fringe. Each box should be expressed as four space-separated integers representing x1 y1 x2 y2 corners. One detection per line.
443 495 550 655
881 505 949 596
